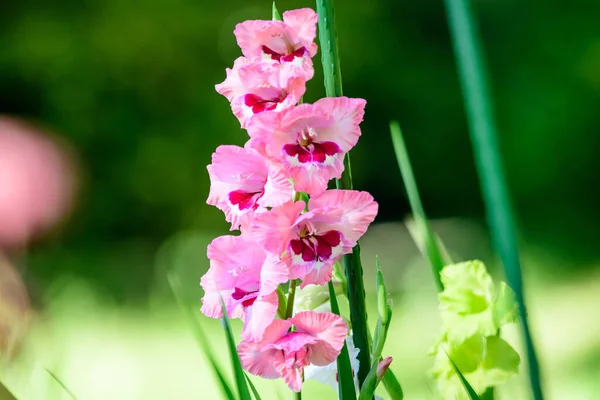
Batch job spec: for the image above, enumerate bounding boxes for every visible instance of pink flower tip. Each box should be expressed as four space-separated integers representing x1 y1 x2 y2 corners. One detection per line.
376 356 393 379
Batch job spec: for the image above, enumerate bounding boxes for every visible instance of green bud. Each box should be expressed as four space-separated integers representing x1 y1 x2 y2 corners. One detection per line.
272 2 282 21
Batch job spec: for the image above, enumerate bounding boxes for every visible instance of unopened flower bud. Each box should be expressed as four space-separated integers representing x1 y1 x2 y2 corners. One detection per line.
376 356 393 380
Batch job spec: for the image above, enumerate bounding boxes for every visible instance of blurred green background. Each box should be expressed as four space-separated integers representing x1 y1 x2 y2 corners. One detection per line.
1 0 600 399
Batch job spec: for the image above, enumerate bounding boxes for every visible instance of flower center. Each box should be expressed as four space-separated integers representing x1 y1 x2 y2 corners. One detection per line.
228 189 264 211
244 93 285 114
290 230 342 263
282 127 341 164
261 45 307 63
231 287 258 308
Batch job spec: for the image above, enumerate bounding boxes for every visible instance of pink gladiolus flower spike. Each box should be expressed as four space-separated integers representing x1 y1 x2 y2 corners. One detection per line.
215 57 307 128
247 97 366 196
251 189 378 287
207 145 293 231
234 8 318 80
201 235 289 342
237 311 348 392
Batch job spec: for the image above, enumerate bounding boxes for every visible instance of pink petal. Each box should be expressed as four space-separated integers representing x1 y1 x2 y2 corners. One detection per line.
237 341 280 379
203 235 266 318
241 291 279 342
308 189 378 245
257 163 294 209
279 362 304 392
288 161 343 196
291 311 348 364
251 201 305 255
199 265 225 318
261 318 294 344
310 97 366 152
260 254 290 295
206 145 270 230
282 8 319 57
246 110 294 159
234 20 294 60
214 57 253 101
298 262 337 288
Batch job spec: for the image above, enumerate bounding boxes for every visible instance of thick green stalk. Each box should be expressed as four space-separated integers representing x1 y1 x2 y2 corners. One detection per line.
442 0 544 398
316 0 371 387
285 279 298 319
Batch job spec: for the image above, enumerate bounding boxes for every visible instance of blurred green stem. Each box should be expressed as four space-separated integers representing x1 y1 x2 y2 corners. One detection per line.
442 0 544 398
316 0 371 388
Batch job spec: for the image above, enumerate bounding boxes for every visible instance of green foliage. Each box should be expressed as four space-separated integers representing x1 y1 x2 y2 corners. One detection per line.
168 274 236 400
446 353 482 400
382 370 404 400
272 2 282 21
442 0 544 397
327 281 357 400
431 261 520 398
0 380 17 400
390 121 446 291
220 300 252 400
317 0 371 388
46 369 77 400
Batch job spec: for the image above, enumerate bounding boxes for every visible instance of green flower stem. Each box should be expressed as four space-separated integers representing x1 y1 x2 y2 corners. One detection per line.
442 0 544 398
285 279 298 320
316 0 371 388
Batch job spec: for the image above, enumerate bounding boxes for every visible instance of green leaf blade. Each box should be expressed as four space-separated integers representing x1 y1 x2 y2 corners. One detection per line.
389 121 445 291
442 0 544 397
220 299 252 400
327 281 357 400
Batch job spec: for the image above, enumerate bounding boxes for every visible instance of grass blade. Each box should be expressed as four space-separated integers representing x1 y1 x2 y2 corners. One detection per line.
244 373 262 400
327 281 357 400
0 380 17 400
167 273 236 400
390 121 445 290
382 369 404 400
46 369 77 399
446 352 481 400
220 299 252 400
317 0 371 387
442 0 544 398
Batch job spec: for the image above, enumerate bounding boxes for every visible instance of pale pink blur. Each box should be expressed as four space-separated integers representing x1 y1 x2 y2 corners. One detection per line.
0 116 75 249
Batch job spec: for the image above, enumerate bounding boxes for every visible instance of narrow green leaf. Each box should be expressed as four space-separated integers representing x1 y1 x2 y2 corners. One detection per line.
317 0 371 386
357 361 379 400
382 369 404 400
0 380 17 400
446 352 482 400
220 299 252 400
244 373 262 400
327 281 357 400
46 369 77 400
167 273 236 400
390 121 445 291
272 2 282 21
442 0 544 398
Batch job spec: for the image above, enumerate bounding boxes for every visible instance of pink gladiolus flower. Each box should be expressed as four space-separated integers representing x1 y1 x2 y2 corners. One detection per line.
207 145 293 230
237 311 348 392
251 190 377 287
247 97 366 196
215 57 307 128
234 8 318 80
201 235 289 341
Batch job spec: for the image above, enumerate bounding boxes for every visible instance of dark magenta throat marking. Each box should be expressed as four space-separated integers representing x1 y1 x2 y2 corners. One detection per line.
244 93 284 114
283 141 341 164
232 287 258 308
228 189 264 211
290 230 342 263
262 45 307 63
